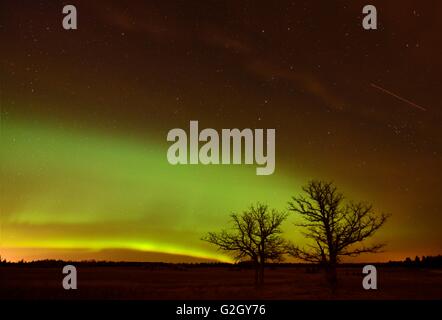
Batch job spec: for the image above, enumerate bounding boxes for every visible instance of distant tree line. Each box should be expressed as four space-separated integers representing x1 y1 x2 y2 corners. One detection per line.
387 255 442 268
1 256 441 269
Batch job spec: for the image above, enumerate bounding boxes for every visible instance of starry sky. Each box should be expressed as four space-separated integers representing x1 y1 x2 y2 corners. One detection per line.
1 0 441 262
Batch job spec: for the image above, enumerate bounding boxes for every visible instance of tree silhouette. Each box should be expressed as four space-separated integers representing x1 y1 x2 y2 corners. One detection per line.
203 203 288 287
288 180 389 290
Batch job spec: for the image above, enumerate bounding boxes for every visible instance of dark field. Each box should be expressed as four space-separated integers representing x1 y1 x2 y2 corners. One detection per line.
1 265 441 300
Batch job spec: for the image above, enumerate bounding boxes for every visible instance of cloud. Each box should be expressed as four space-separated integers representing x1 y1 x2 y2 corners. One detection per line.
200 28 344 111
246 59 344 111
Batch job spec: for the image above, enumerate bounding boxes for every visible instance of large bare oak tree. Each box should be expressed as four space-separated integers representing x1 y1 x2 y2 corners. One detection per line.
203 203 287 287
288 180 389 288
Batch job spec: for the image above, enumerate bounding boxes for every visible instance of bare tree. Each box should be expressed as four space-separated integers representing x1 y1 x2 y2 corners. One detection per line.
288 180 389 289
203 203 288 287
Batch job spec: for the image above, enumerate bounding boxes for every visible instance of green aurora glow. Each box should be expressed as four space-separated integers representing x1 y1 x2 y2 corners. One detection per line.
1 116 303 261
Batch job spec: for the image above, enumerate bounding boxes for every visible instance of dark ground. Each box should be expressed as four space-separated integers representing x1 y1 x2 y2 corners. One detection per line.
1 265 441 300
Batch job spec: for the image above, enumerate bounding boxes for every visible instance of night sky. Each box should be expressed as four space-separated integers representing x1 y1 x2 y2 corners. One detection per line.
1 0 441 262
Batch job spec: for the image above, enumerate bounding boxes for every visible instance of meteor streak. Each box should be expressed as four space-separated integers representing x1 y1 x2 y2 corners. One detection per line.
371 83 427 111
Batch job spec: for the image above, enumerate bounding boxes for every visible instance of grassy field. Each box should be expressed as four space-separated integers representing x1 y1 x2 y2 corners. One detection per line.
1 265 441 300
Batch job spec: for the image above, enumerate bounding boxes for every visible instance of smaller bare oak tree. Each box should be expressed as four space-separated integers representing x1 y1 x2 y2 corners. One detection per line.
288 180 389 289
203 203 288 287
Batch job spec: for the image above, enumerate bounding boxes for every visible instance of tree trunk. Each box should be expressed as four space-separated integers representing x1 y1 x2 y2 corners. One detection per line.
254 262 259 288
259 262 265 287
326 256 338 293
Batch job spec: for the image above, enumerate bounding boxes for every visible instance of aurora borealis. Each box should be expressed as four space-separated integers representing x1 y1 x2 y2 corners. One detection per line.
1 116 298 261
1 1 441 263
